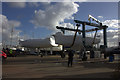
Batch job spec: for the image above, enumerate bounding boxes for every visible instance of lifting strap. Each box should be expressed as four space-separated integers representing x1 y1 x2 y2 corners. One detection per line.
70 25 79 48
92 29 98 46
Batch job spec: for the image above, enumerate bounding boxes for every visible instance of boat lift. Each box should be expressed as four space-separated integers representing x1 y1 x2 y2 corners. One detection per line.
56 15 108 60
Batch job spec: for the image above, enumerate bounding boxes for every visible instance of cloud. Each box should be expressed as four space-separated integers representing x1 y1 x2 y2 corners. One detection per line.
59 23 75 29
81 0 119 2
28 2 39 7
49 0 87 2
8 2 26 8
7 2 41 8
3 0 82 2
102 19 120 29
72 0 87 2
25 0 51 2
0 14 21 46
31 2 79 32
3 0 26 2
2 0 119 2
8 20 21 27
97 16 103 19
59 23 76 35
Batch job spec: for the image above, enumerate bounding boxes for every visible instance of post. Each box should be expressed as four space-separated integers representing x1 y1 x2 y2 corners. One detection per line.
82 23 86 47
103 27 107 47
82 23 87 61
103 27 107 59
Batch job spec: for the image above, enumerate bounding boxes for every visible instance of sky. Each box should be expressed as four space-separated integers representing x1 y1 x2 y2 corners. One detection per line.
1 2 119 47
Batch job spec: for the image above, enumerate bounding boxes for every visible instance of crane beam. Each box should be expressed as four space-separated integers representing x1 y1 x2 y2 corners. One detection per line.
74 20 108 28
56 26 102 33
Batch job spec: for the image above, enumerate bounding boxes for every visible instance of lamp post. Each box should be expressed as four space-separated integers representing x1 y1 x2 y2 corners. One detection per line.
10 25 14 48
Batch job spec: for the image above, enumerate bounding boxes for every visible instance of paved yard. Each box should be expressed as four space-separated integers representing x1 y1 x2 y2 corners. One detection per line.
2 55 120 79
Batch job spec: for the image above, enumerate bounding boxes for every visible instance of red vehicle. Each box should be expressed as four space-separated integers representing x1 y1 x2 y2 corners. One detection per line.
0 51 7 59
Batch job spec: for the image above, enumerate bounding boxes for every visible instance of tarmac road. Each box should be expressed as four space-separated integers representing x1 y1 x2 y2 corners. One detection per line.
2 55 120 79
